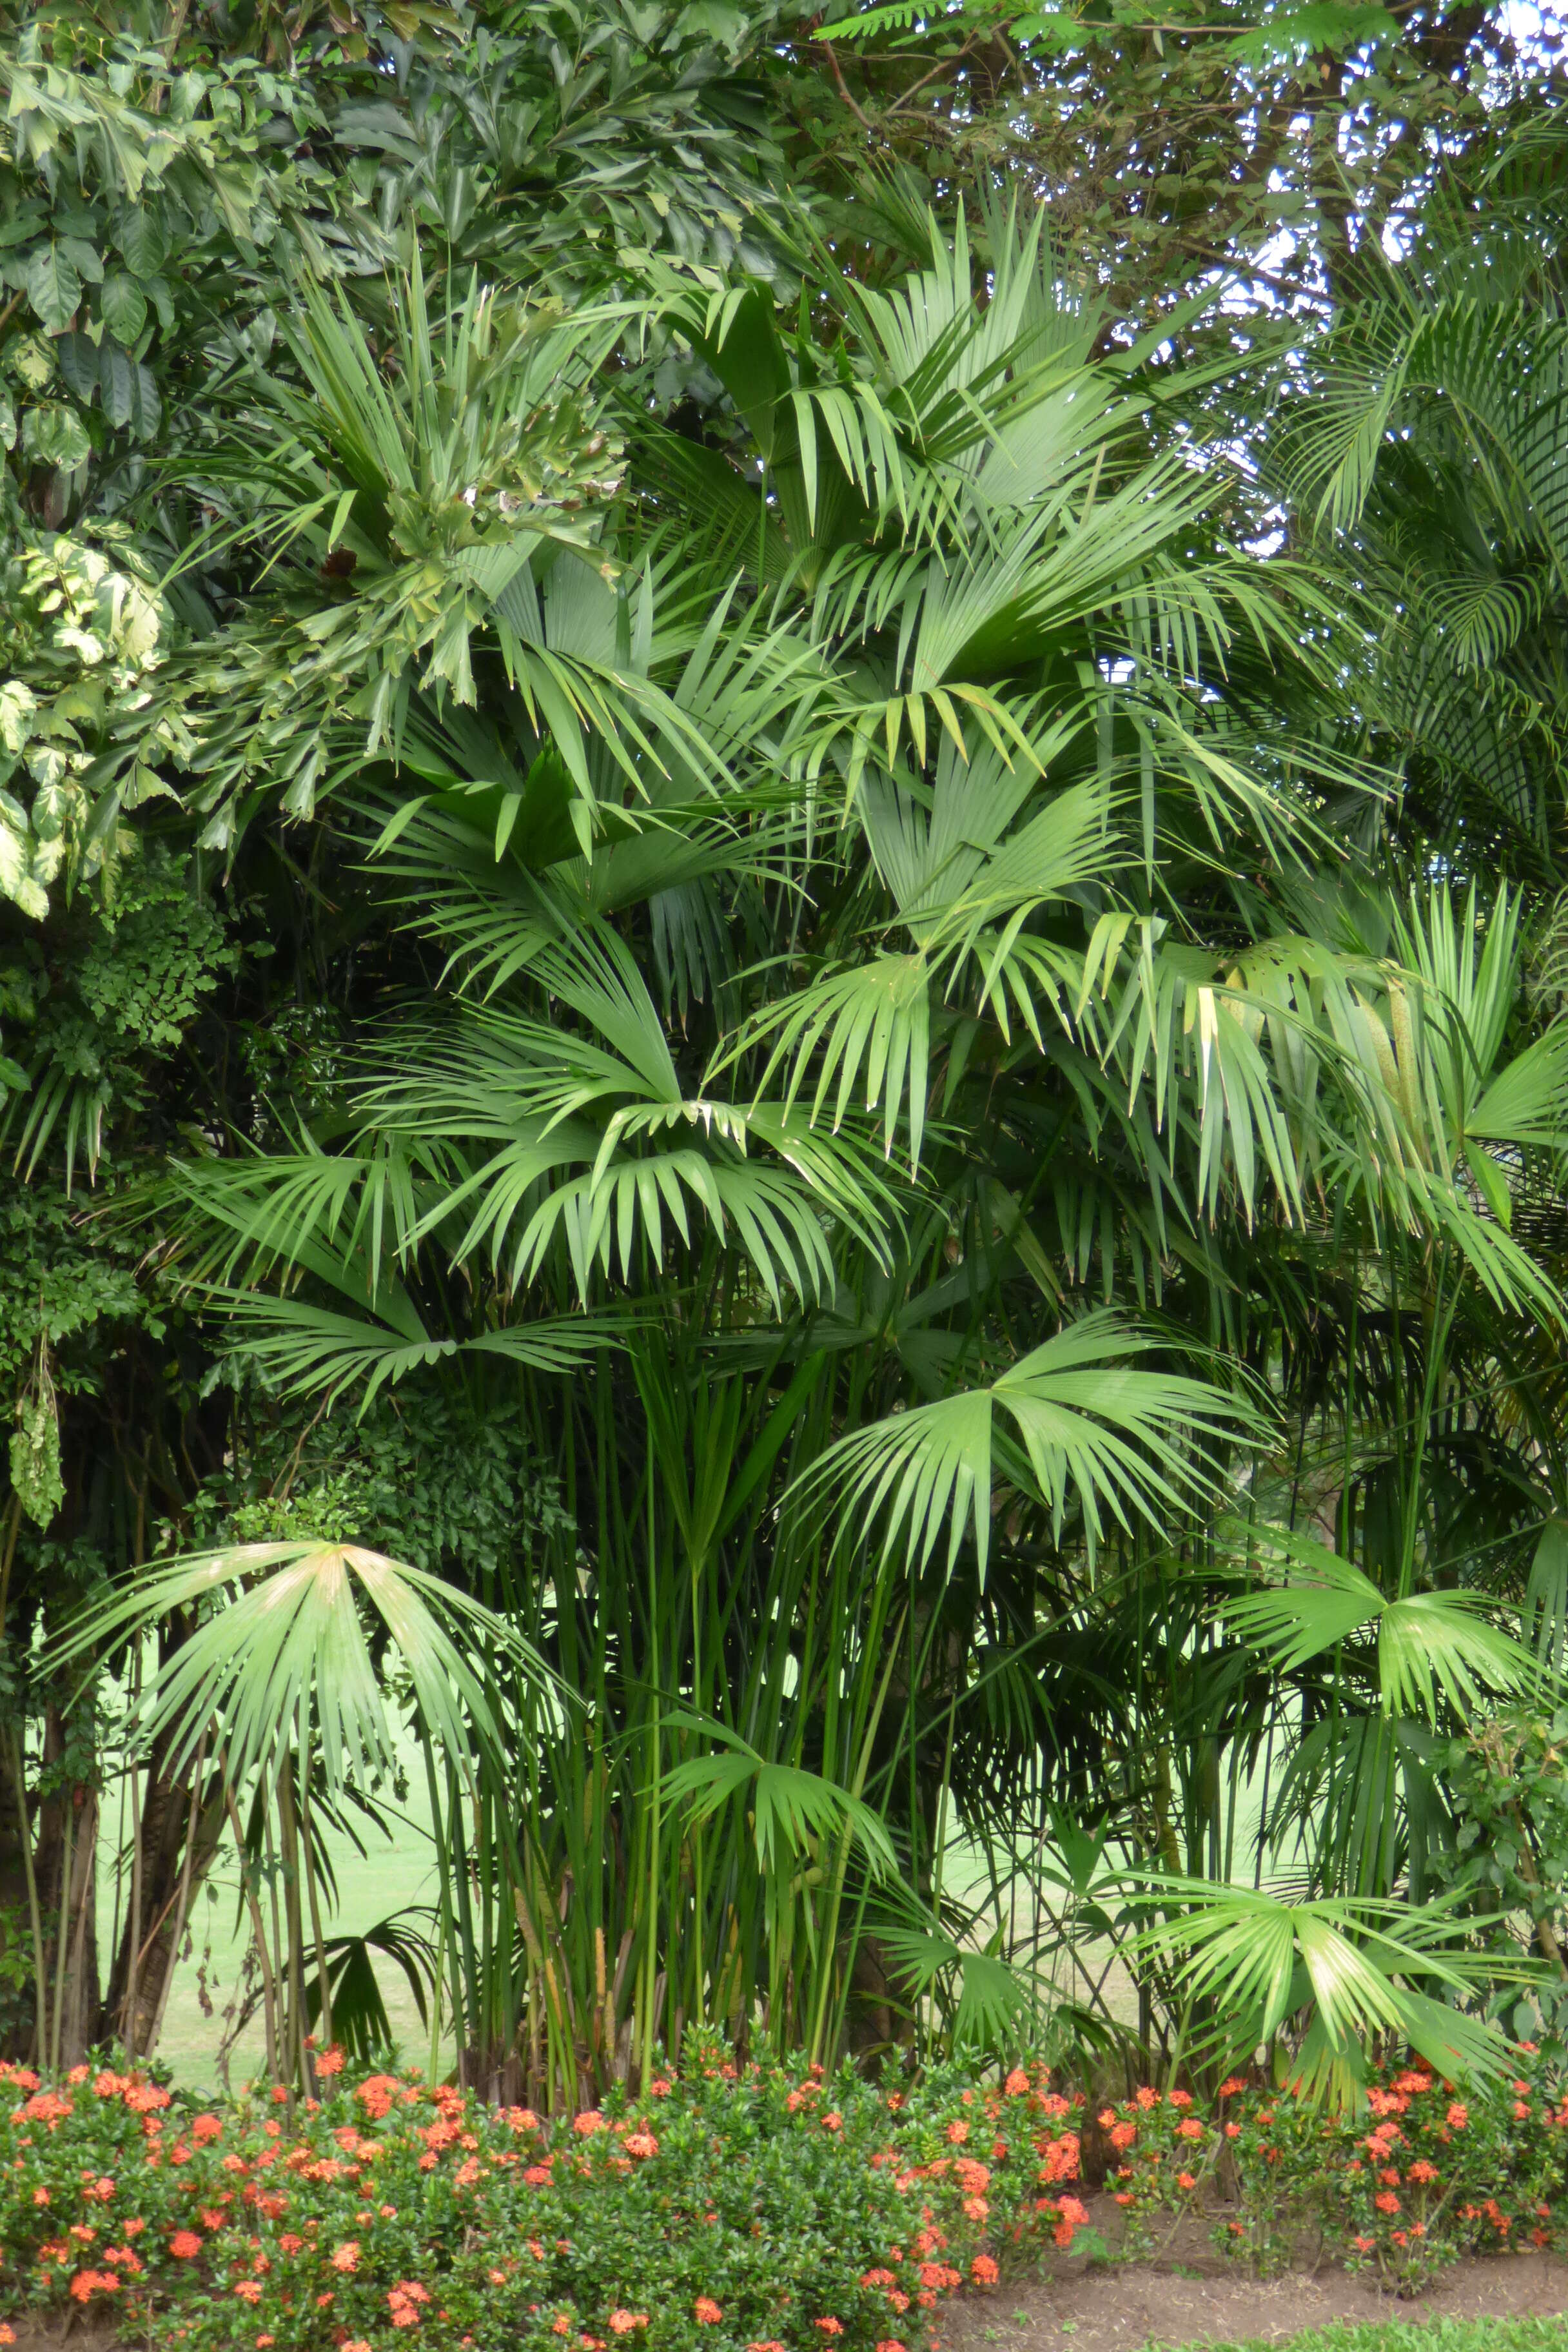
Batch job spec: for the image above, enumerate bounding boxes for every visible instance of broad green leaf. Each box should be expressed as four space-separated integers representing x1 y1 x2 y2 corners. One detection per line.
21 401 91 469
26 242 82 331
124 358 160 439
116 205 167 278
101 270 148 345
99 339 134 427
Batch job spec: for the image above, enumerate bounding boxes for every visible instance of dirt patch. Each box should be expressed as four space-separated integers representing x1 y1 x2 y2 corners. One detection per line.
10 2327 118 2352
939 2200 1568 2351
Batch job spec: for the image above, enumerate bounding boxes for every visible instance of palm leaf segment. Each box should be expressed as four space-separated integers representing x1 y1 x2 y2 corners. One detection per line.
53 1540 538 1794
721 743 1109 1171
1134 1879 1534 2101
799 1309 1262 1581
660 1716 897 1883
1222 1523 1540 1723
173 899 896 1342
1083 875 1568 1303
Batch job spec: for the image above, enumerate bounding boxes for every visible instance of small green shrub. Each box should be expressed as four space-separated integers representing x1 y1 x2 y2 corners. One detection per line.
1092 2048 1568 2289
5 2042 1566 2345
0 2041 1083 2352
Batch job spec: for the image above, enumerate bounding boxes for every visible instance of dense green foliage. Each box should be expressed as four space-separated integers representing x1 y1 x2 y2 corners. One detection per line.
0 2044 1021 2347
3 0 1568 2141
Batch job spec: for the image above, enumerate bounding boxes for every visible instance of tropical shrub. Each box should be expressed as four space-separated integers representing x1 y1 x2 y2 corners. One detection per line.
0 2043 1073 2351
1074 2084 1217 2262
8 2044 1568 2343
5 0 1568 2144
1435 1702 1568 2053
1090 2052 1568 2289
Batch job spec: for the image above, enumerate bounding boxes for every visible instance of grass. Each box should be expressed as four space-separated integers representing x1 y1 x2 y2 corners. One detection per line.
1176 2322 1568 2351
93 1735 449 2092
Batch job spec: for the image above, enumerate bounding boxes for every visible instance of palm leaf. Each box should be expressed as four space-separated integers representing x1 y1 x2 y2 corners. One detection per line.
52 1542 544 1796
799 1309 1261 1579
660 1717 897 1882
1223 1524 1543 1721
1131 1876 1535 2100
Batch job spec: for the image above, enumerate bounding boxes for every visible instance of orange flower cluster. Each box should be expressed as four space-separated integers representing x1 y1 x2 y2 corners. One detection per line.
0 2044 1076 2349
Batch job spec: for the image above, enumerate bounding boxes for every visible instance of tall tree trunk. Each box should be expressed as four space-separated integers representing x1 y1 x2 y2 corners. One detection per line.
30 1705 103 2068
101 1742 228 2059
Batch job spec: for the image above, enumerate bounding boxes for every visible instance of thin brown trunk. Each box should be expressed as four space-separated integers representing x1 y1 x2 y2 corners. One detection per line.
104 1738 227 2057
222 1770 283 2090
6 1727 46 2064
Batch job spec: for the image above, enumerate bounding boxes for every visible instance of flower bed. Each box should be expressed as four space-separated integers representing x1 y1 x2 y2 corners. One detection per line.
1074 2050 1568 2287
0 2042 1072 2352
4 2044 1567 2349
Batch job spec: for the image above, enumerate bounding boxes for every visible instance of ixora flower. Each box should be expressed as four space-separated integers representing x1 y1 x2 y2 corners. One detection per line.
608 2312 649 2333
694 2297 723 2322
68 2270 121 2302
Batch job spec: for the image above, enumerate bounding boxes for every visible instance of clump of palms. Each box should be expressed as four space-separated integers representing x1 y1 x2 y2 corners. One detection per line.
61 197 1560 2103
8 10 1568 2110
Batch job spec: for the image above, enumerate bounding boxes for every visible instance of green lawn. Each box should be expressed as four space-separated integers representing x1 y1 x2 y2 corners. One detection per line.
95 1749 451 2092
1193 2323 1568 2352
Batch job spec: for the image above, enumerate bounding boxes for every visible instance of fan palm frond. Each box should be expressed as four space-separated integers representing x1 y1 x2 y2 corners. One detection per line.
799 1309 1263 1580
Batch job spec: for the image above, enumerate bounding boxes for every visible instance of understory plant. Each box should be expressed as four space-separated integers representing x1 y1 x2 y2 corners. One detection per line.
1 2041 1077 2351
6 2045 1568 2342
1088 2052 1568 2289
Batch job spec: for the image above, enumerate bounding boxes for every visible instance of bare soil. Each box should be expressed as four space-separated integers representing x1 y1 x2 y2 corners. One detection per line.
938 2198 1568 2352
10 2328 117 2351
